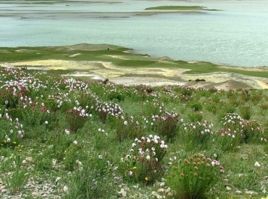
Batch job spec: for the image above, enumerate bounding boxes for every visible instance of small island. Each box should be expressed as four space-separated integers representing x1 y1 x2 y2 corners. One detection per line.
145 5 219 12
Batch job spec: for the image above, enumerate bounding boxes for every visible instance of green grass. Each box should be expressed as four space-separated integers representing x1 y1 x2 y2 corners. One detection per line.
0 66 267 198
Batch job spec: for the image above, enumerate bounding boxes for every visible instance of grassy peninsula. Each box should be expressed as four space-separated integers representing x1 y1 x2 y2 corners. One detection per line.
0 44 268 89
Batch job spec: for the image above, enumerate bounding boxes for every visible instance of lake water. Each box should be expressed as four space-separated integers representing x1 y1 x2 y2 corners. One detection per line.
0 0 268 67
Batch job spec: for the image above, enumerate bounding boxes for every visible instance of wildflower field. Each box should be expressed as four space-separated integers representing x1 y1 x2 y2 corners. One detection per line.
0 66 267 199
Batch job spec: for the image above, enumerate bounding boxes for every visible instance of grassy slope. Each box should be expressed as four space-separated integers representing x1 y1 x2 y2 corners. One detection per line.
0 44 268 78
0 67 267 198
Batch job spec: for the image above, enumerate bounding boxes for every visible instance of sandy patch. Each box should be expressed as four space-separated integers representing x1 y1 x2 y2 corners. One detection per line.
62 72 105 81
111 76 186 87
5 59 268 90
69 53 81 58
106 55 128 60
255 80 268 89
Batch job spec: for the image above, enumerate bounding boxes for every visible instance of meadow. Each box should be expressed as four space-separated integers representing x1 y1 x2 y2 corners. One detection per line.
0 65 267 198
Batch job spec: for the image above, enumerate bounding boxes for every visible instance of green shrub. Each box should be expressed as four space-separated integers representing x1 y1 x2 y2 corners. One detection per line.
152 112 180 141
242 120 265 143
76 92 97 109
221 113 265 144
180 121 213 149
122 135 167 184
65 156 116 199
188 112 203 122
222 113 244 132
239 106 251 120
190 102 203 112
0 89 19 108
167 154 224 199
66 107 89 132
21 106 57 129
96 102 123 123
206 103 217 114
0 112 25 147
45 95 73 112
107 90 125 102
113 116 143 141
63 143 86 171
260 102 268 110
142 100 164 117
216 128 241 151
4 169 28 193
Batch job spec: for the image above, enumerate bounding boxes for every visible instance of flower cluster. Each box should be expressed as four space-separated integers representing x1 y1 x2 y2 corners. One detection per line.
183 120 213 135
218 128 237 138
69 106 89 118
0 72 47 109
216 128 240 151
18 96 34 109
62 78 88 91
181 153 224 174
181 120 213 145
96 102 123 122
1 80 28 97
122 135 167 183
152 180 174 199
0 111 25 146
221 113 265 143
241 120 265 143
222 113 244 131
47 92 72 111
66 106 90 132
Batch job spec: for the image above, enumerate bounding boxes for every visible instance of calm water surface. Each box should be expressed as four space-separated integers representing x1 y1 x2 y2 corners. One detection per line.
0 0 268 67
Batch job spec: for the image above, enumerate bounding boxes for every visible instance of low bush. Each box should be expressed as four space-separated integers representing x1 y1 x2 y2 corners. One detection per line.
167 153 224 199
242 120 265 143
66 106 89 132
190 102 203 112
239 106 251 120
216 128 241 151
222 113 265 143
188 112 203 122
152 111 180 141
4 168 28 193
96 102 123 123
0 112 25 147
113 116 143 141
122 135 167 184
180 120 213 149
65 156 116 199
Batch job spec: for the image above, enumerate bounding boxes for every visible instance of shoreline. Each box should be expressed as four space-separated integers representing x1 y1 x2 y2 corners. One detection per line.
0 43 268 90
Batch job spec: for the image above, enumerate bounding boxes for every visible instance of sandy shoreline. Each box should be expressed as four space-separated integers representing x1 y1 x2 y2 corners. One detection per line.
2 59 268 90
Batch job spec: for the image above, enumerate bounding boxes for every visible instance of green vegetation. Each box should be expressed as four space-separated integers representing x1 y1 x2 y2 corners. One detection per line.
0 66 267 198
